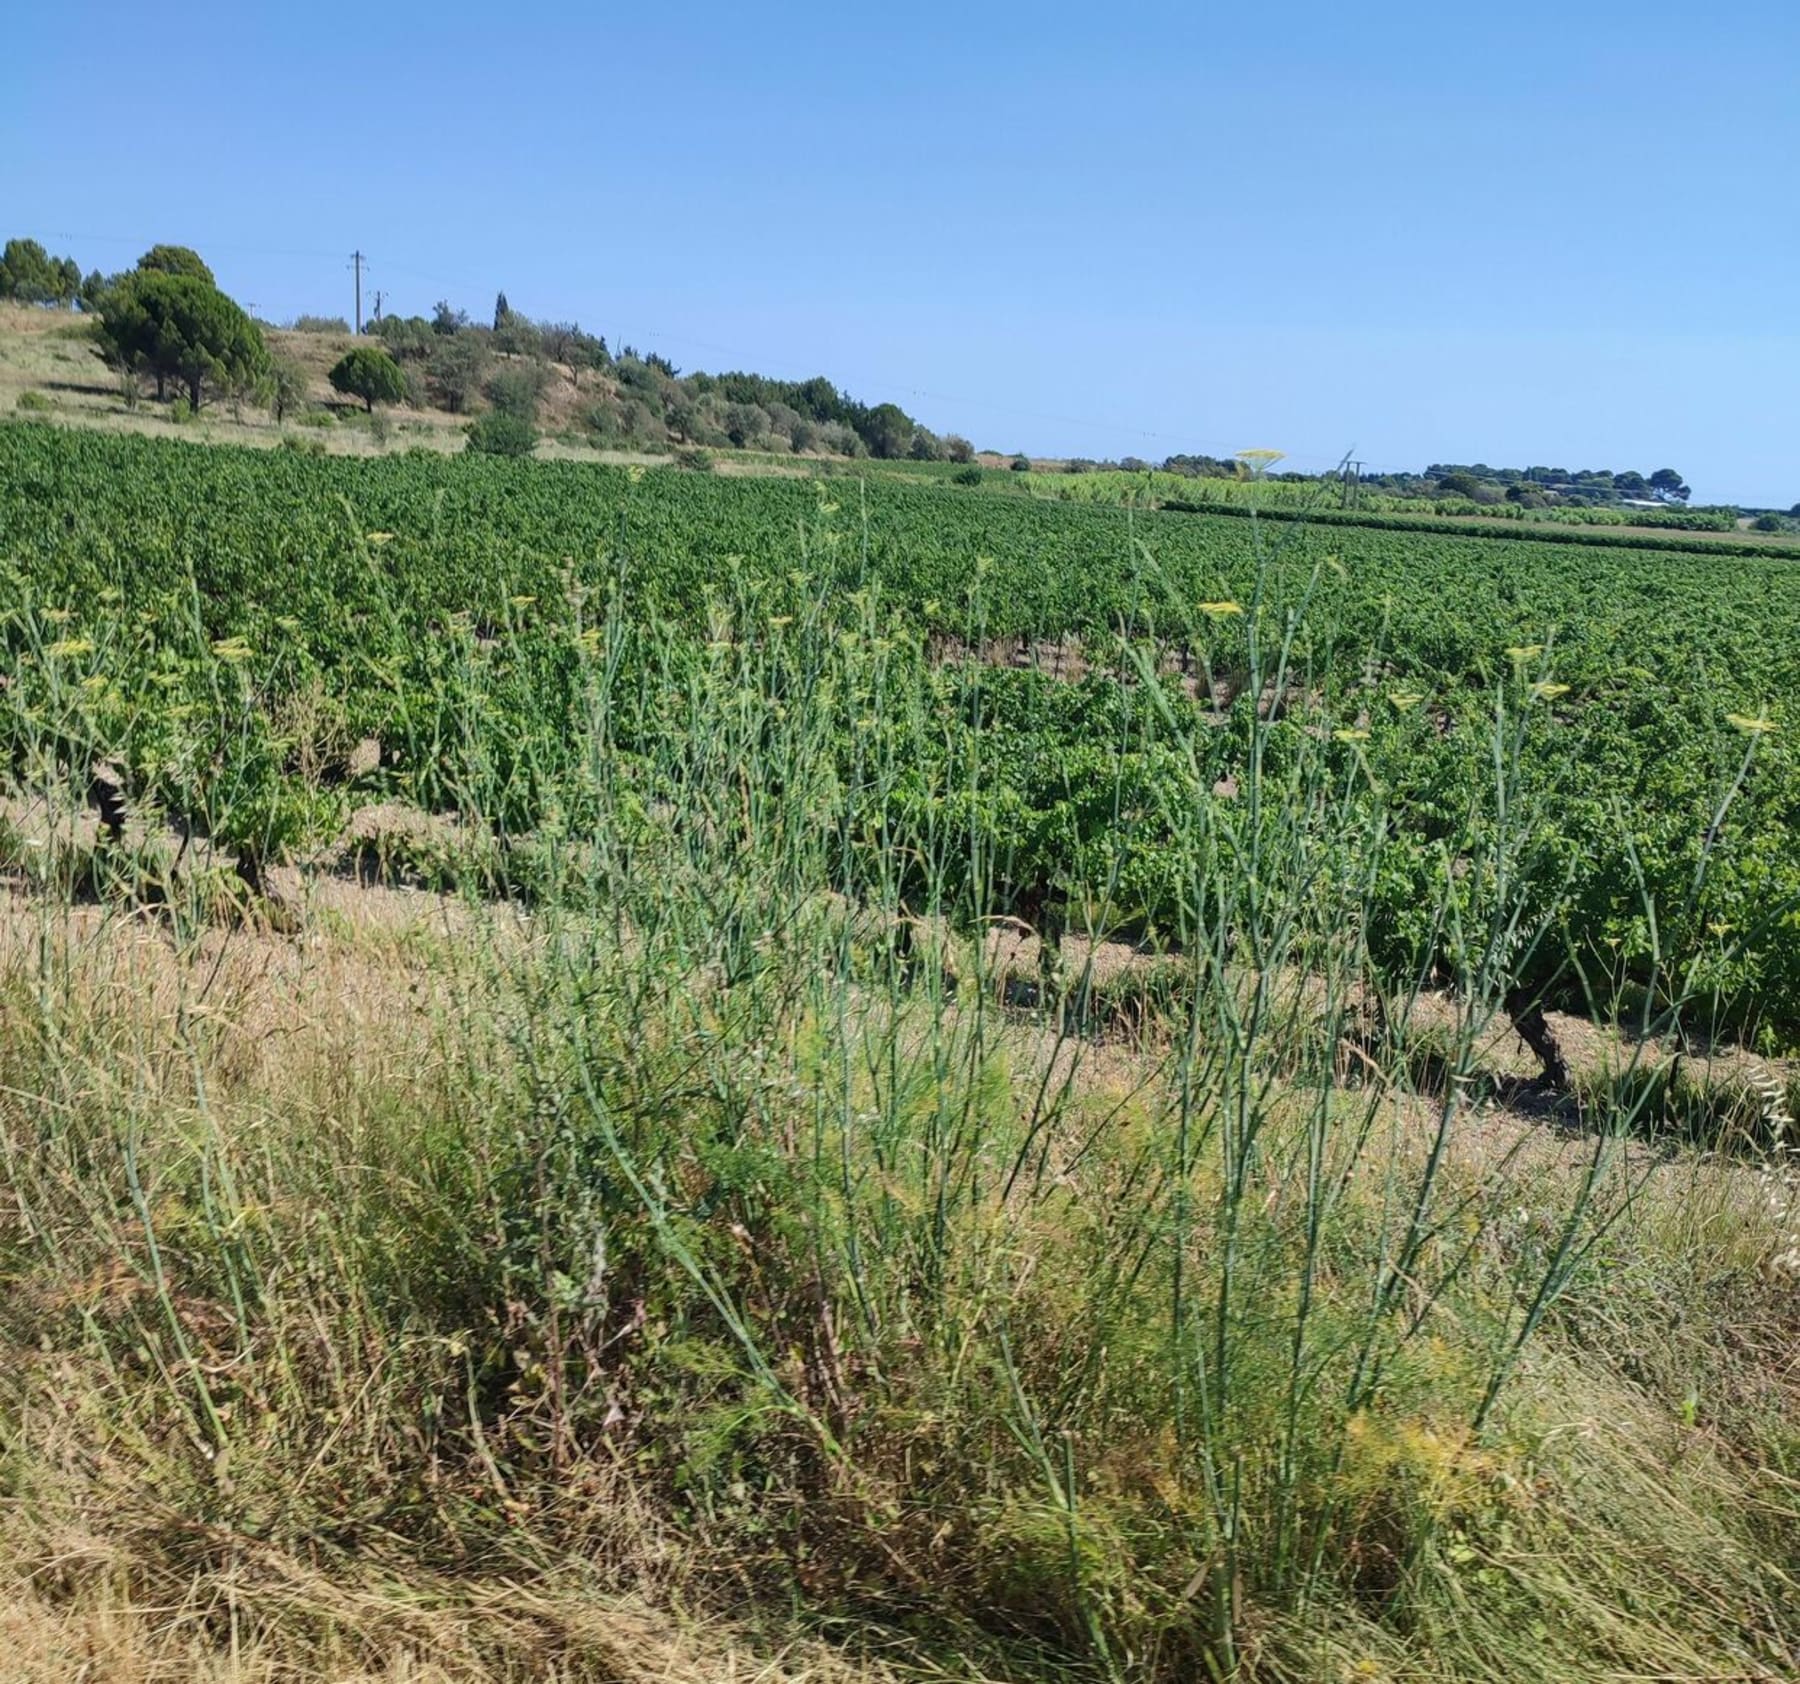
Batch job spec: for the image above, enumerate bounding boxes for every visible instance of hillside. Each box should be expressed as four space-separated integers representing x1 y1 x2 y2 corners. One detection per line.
0 302 665 461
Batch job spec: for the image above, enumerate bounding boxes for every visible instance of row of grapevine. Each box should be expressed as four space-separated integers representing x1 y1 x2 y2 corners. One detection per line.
4 422 1798 1039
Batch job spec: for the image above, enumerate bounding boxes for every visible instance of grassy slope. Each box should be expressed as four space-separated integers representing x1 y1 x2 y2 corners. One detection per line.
0 304 665 464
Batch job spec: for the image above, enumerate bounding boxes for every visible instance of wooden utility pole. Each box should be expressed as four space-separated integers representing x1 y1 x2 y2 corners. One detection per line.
371 288 386 324
349 250 366 333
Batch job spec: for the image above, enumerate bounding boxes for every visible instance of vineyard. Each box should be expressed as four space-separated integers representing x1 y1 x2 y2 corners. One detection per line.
8 422 1800 1036
3 420 1799 1680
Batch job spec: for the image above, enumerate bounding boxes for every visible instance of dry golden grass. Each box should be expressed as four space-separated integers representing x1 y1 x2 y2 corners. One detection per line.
0 894 874 1684
0 1524 910 1684
2 870 1796 1680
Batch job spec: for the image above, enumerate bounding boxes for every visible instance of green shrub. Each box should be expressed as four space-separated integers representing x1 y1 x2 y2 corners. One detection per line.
952 464 983 487
676 446 714 473
265 357 309 424
168 395 193 425
14 389 51 413
484 360 548 422
289 314 351 333
465 410 538 457
296 408 335 428
279 433 328 457
328 345 409 413
1010 454 1031 473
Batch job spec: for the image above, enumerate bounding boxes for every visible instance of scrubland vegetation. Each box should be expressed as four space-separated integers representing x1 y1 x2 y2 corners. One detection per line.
2 421 1798 1679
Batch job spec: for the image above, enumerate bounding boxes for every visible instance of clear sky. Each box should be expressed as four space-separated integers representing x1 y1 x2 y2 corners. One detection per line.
6 2 1797 504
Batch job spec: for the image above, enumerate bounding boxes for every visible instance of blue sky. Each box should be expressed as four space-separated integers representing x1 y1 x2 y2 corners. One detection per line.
6 2 1796 504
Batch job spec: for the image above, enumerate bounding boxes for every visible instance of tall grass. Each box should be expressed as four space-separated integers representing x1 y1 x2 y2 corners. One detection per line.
1 512 1797 1680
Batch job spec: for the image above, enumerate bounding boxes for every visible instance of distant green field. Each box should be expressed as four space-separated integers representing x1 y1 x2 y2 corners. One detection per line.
866 457 1768 536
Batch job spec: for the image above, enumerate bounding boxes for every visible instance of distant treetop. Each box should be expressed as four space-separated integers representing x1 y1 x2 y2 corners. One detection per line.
0 238 82 305
134 245 217 286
